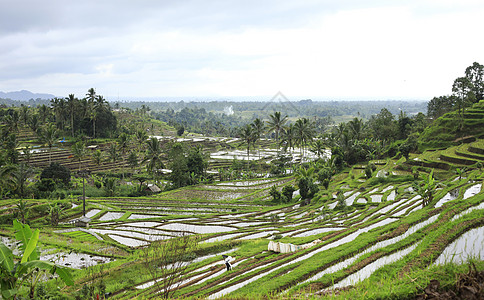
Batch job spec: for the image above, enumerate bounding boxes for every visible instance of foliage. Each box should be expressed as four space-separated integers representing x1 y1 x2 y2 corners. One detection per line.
270 153 292 176
0 220 73 299
141 234 199 299
412 169 437 207
40 163 71 187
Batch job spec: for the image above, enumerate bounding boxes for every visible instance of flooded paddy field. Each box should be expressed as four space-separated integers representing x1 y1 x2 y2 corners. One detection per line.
4 169 482 300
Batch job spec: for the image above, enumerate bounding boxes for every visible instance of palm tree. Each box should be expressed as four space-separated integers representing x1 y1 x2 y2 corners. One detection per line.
92 149 103 165
143 137 165 178
281 123 296 153
118 133 130 178
267 112 288 151
28 113 40 135
12 163 33 199
108 143 120 164
135 127 148 152
347 117 364 141
86 88 96 128
239 124 254 168
66 94 77 137
71 141 88 171
310 139 326 159
38 104 50 123
0 164 16 198
41 124 58 164
294 118 315 162
251 118 265 160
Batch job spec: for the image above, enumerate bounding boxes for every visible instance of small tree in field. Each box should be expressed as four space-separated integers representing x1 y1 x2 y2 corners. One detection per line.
141 234 199 299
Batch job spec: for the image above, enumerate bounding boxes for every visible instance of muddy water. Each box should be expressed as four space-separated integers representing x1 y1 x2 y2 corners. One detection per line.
370 194 383 203
329 242 421 289
451 202 484 222
203 233 245 243
99 212 125 221
463 183 482 199
85 209 101 218
157 223 236 234
345 192 361 206
42 252 113 269
237 231 279 240
108 234 149 247
208 216 399 298
435 189 459 208
292 228 342 237
137 249 239 289
301 214 439 286
434 226 484 265
128 214 162 220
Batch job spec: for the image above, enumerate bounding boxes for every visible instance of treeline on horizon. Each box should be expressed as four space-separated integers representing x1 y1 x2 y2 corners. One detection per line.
0 97 427 119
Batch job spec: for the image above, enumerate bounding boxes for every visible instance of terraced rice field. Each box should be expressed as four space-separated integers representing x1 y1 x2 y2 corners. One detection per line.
47 170 484 299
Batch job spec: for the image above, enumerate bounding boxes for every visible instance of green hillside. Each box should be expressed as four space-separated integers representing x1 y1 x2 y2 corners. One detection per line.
419 100 484 150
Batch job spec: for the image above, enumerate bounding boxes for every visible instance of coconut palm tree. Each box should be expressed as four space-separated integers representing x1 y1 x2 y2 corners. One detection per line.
91 149 103 165
310 139 326 160
251 118 265 160
267 112 288 151
108 143 120 164
347 117 364 141
66 94 77 137
281 123 296 153
135 127 148 152
294 118 315 162
239 124 255 168
143 137 165 178
41 124 58 164
71 141 88 171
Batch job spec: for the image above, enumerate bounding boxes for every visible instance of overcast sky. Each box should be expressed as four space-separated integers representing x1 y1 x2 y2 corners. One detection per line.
1 0 483 101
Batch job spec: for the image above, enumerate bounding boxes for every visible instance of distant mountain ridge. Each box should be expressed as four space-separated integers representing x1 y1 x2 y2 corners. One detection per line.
0 90 56 100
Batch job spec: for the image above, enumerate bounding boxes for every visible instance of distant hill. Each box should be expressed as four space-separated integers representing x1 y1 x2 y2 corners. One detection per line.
0 90 56 101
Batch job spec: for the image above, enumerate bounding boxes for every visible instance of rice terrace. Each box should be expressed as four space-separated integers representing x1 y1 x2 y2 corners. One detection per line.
1 63 484 300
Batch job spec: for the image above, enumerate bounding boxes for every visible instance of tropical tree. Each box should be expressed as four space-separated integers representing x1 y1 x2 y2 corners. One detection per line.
465 61 484 101
452 76 475 129
12 163 33 199
239 124 255 168
310 139 326 160
108 143 120 164
16 200 29 224
0 220 73 299
413 170 438 207
71 141 88 171
128 151 139 173
66 94 77 137
86 88 97 136
143 137 165 178
295 165 319 202
91 149 103 165
40 124 58 164
251 118 265 159
347 117 364 141
294 118 315 162
135 126 148 151
267 111 288 151
281 123 296 153
0 164 16 198
28 113 40 135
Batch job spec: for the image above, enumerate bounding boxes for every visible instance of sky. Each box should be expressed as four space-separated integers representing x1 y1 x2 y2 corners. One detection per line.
1 0 484 101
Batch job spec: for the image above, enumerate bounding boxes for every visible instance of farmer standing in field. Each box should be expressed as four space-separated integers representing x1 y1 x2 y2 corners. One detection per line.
222 255 233 271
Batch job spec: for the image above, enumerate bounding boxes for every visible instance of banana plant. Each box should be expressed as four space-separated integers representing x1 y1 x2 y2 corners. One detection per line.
0 220 73 299
413 169 437 207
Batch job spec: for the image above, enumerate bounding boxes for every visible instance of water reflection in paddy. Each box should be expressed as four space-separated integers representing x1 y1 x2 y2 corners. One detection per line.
434 226 484 265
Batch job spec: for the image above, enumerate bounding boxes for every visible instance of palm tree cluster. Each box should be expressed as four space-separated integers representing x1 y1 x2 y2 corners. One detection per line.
239 112 318 165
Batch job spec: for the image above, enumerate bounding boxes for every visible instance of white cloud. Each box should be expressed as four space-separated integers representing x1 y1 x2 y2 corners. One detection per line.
0 0 483 99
